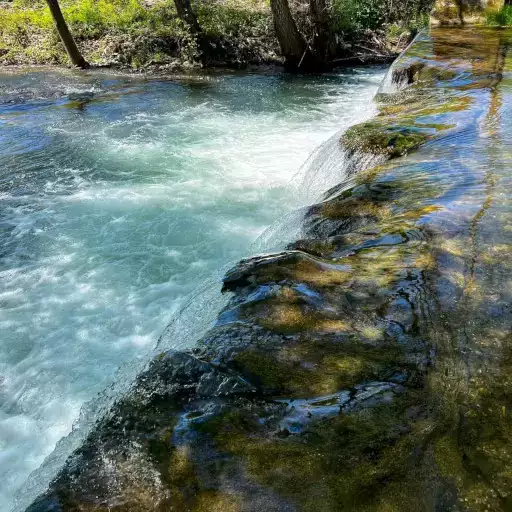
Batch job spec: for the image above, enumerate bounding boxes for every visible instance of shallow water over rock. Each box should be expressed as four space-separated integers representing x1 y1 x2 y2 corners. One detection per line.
15 27 512 512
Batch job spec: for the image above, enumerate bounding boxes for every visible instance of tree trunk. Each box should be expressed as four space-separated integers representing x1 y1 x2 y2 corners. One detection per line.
173 0 202 35
309 0 332 64
270 0 314 70
45 0 88 68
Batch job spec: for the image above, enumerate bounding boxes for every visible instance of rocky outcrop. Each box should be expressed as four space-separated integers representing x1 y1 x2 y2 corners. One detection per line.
26 28 512 512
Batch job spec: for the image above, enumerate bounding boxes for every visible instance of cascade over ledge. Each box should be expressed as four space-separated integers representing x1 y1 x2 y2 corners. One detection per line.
22 24 512 512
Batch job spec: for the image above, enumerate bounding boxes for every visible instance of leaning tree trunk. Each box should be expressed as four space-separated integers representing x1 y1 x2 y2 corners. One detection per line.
309 0 333 64
45 0 88 68
270 0 315 70
174 0 202 35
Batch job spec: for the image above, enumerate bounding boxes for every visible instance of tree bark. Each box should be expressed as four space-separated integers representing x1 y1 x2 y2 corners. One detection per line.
309 0 332 64
270 0 314 70
45 0 88 68
173 0 202 35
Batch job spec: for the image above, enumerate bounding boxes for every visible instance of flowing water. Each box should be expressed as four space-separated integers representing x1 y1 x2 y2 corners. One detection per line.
0 66 385 510
11 28 512 512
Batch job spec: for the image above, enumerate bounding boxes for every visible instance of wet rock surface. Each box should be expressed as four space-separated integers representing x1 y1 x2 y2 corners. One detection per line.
27 28 512 511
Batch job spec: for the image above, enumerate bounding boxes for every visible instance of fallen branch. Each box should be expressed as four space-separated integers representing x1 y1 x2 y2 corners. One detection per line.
329 52 397 66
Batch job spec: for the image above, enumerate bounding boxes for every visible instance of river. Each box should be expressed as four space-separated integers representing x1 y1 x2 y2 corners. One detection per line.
0 66 385 510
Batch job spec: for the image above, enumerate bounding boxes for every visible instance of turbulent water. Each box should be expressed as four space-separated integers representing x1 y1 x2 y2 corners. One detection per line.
0 66 385 510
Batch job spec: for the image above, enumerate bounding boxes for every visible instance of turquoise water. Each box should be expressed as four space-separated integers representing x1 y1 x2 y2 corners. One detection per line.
0 67 385 510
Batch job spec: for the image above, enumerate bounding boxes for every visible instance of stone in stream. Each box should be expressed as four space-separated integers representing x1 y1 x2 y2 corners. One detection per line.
26 28 512 512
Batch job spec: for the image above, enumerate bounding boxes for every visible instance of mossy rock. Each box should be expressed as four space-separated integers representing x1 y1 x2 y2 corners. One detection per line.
191 394 436 511
228 338 408 397
341 122 430 158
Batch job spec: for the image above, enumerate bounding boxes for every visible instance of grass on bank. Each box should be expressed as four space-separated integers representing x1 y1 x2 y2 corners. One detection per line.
487 4 512 26
0 0 429 69
1 0 270 67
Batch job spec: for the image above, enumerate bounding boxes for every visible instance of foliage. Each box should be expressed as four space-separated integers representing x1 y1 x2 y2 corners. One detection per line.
487 5 512 26
197 1 270 39
0 0 431 68
0 0 177 39
332 0 431 36
0 0 274 67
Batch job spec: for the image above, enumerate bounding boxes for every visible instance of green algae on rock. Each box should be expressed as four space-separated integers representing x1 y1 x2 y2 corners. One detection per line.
25 27 512 512
341 121 431 158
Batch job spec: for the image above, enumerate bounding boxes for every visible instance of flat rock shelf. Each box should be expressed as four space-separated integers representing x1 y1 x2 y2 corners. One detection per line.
26 27 512 512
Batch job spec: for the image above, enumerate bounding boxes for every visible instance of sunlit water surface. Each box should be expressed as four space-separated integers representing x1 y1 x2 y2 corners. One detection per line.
0 66 385 510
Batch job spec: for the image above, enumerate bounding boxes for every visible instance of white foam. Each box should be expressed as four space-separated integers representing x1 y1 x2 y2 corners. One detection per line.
0 67 385 511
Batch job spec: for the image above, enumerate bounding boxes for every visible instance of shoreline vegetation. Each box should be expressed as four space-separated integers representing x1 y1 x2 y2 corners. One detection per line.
0 0 431 72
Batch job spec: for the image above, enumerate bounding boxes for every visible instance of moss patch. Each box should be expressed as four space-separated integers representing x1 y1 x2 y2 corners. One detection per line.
342 121 430 158
194 395 435 511
230 336 408 397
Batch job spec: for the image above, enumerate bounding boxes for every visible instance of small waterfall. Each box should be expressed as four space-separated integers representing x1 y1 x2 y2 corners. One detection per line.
156 276 229 351
294 133 348 203
377 31 428 95
10 68 386 512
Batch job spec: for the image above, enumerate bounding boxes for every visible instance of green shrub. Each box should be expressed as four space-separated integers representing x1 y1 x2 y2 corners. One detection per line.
197 3 270 39
3 0 155 39
332 0 386 33
0 5 53 34
487 5 512 26
332 0 431 36
63 0 148 38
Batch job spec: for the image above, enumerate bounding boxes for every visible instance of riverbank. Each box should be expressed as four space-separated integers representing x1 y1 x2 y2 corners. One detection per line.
0 0 425 71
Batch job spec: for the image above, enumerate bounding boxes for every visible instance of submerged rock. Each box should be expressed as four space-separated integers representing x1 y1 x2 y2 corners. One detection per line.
26 27 512 512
